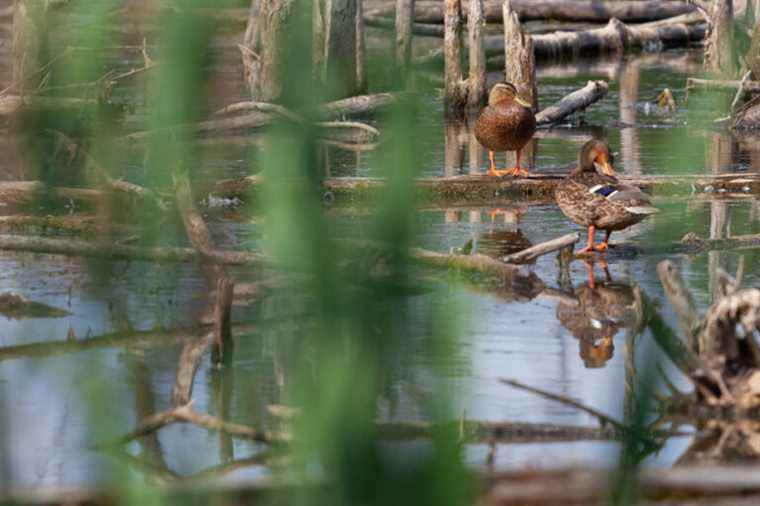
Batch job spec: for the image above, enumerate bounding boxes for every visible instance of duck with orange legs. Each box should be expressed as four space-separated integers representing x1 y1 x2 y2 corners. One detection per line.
474 82 536 178
555 139 658 255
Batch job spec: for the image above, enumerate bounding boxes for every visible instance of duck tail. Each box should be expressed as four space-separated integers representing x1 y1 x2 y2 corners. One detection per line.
625 205 659 215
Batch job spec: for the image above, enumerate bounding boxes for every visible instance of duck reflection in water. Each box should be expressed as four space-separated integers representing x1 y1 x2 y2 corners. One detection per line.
556 259 643 369
474 207 533 260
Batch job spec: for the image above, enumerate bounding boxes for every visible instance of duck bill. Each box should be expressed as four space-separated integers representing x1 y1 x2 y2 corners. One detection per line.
515 96 532 108
597 160 616 176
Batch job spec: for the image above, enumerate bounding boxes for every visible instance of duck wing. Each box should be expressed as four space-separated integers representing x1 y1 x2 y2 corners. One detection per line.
588 182 658 215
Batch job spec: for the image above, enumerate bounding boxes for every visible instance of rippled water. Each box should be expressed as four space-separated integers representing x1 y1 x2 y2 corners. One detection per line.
2 16 760 489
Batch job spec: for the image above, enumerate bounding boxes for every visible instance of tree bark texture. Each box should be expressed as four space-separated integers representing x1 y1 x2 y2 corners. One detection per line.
317 0 359 99
11 0 44 92
466 0 486 109
257 0 295 102
705 0 735 76
503 0 537 112
444 0 466 114
395 0 415 79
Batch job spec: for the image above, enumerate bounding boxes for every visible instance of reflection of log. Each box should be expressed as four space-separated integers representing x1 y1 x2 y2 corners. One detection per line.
657 260 701 351
211 276 234 365
501 232 579 264
535 80 607 126
368 0 695 24
416 13 706 66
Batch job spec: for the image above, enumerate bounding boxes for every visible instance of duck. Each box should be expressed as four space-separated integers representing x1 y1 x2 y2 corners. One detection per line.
474 82 536 178
555 139 658 254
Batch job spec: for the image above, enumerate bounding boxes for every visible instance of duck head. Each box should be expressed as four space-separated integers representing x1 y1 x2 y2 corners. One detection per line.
579 139 616 177
489 82 532 108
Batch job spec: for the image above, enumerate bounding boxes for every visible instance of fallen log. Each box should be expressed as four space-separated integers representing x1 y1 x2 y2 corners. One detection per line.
0 95 97 117
365 13 444 36
501 232 579 264
535 80 608 126
212 172 760 207
0 234 265 266
415 13 706 66
687 77 760 94
368 0 695 24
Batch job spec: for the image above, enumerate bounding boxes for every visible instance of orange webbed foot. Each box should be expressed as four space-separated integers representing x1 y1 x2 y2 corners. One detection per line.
504 166 530 178
576 246 595 255
487 168 510 177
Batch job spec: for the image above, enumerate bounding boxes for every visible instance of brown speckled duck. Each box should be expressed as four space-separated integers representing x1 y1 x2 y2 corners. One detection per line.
555 140 658 254
474 82 536 177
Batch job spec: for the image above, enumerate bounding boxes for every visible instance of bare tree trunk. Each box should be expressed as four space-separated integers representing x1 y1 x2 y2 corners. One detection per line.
444 0 466 115
467 0 486 109
503 0 536 111
395 0 415 81
356 0 366 91
240 0 261 99
705 0 735 76
11 0 43 93
258 0 295 102
318 0 359 99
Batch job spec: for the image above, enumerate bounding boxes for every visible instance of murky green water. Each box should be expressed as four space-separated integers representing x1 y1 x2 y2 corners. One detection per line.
2 16 760 489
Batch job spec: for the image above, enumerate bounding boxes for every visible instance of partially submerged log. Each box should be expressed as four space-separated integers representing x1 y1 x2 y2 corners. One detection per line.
368 0 696 24
535 80 608 126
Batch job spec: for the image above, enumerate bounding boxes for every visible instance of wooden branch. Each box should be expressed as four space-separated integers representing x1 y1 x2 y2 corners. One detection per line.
535 80 608 126
502 232 579 264
369 0 695 24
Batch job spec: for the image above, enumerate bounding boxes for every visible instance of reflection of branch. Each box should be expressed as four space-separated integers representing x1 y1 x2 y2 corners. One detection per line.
657 260 701 350
118 401 290 445
499 378 627 432
171 334 211 407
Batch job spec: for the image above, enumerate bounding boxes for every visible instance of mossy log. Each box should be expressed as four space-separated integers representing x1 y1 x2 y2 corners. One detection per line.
211 172 760 206
367 0 695 24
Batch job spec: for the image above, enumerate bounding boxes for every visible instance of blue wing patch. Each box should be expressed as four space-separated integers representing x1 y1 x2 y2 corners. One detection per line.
589 184 618 198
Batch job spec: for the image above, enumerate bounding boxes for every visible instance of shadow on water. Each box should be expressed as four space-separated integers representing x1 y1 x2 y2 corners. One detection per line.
3 17 760 489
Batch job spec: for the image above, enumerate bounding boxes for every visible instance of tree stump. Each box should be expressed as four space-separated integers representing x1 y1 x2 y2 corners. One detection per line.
503 0 537 112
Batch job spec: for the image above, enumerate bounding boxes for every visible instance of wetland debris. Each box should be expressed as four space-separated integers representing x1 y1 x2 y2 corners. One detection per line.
0 292 69 319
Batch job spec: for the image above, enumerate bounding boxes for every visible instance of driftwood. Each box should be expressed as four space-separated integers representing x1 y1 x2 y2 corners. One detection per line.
501 232 579 264
416 13 706 66
368 0 695 24
535 80 608 125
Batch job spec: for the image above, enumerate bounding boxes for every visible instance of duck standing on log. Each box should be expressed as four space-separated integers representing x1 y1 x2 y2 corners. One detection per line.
555 140 658 254
474 82 536 177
